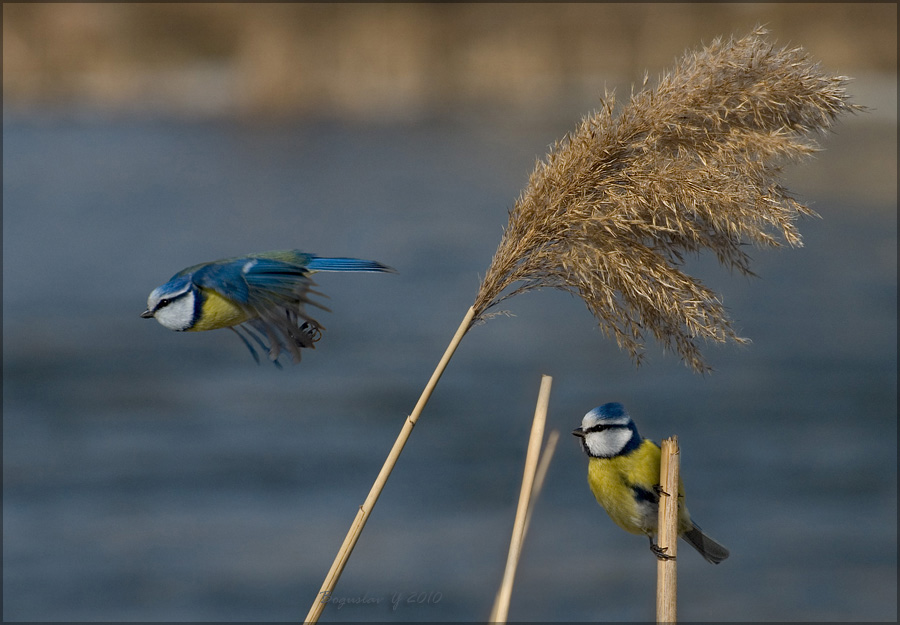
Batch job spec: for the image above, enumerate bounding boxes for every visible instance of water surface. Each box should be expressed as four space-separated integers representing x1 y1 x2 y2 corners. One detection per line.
3 112 896 621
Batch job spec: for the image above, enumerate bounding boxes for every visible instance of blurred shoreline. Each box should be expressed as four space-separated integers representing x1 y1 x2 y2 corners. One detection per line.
4 4 896 121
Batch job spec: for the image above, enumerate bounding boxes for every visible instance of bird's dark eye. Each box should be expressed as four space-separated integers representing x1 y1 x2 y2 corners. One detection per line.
157 298 171 308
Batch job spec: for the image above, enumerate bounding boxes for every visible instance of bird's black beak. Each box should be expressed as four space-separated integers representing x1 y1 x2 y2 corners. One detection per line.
140 310 154 319
572 428 585 438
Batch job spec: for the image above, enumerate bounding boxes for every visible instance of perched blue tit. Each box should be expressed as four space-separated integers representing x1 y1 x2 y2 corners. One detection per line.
142 250 393 366
572 402 729 564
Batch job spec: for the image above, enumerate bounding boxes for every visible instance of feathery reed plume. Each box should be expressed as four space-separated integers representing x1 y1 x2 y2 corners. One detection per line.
307 29 856 621
472 27 858 371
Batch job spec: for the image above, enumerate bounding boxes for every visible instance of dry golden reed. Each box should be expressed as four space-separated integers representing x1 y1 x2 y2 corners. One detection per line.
472 28 859 372
307 30 858 620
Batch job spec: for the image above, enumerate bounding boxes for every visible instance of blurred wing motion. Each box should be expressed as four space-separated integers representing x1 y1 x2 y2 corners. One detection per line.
220 252 393 366
144 250 393 367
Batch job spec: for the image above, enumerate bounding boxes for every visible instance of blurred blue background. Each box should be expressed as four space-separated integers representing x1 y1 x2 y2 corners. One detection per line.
3 4 897 622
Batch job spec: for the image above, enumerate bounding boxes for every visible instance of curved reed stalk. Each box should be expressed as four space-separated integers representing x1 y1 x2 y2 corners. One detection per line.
472 27 859 371
307 28 857 621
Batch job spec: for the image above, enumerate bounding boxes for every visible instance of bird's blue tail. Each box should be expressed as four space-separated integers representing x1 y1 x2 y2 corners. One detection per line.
307 256 395 273
682 524 730 564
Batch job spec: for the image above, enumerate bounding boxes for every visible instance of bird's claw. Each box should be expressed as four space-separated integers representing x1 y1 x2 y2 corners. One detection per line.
651 544 675 561
299 321 322 344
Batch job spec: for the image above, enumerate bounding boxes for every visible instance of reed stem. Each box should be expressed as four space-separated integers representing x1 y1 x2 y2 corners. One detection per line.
305 306 476 623
523 429 559 540
489 375 554 623
656 437 680 623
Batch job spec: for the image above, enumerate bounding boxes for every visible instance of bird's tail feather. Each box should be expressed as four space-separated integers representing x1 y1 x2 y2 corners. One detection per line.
307 256 395 273
682 523 729 564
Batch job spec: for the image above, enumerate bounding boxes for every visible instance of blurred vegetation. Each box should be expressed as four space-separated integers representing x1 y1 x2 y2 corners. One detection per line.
3 3 896 119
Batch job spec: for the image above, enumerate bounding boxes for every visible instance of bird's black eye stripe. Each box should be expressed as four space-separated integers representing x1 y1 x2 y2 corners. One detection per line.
157 298 171 309
586 423 620 433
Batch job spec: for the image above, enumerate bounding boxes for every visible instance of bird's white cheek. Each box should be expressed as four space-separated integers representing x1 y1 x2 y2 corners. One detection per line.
153 294 195 331
585 429 632 458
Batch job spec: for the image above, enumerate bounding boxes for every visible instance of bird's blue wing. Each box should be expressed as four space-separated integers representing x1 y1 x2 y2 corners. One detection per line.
631 484 660 505
187 251 390 365
223 256 323 365
240 257 325 309
190 257 316 307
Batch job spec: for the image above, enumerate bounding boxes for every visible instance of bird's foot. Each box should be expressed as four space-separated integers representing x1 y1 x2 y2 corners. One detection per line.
651 544 675 561
298 321 322 344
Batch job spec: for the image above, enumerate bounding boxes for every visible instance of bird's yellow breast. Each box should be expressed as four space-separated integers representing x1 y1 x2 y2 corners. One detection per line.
587 439 691 535
189 288 253 331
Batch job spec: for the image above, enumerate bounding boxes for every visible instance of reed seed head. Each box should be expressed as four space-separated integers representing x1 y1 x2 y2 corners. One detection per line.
472 28 859 373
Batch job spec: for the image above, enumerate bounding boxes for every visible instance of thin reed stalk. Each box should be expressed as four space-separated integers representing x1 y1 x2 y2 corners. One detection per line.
489 376 555 623
305 306 475 623
656 437 680 623
523 429 559 540
307 29 855 621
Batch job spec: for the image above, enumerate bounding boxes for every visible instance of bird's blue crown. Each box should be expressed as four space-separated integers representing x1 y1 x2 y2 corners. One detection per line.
584 402 638 430
581 402 643 456
149 275 193 301
590 402 628 420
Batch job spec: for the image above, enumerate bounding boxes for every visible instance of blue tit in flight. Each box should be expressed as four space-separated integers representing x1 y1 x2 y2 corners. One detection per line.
142 250 393 366
572 402 729 564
